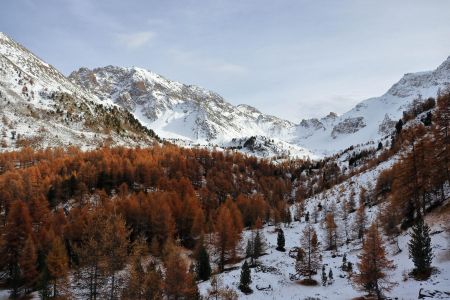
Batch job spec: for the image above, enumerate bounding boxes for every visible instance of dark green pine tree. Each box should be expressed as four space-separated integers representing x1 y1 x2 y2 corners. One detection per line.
195 243 211 281
321 265 327 286
408 217 433 278
328 268 333 280
246 230 266 266
245 239 254 264
239 261 252 294
252 230 265 260
347 261 353 273
276 229 285 252
341 253 347 271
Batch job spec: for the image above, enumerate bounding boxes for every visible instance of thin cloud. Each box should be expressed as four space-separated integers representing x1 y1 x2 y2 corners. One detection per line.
116 31 156 49
169 49 247 75
215 62 247 74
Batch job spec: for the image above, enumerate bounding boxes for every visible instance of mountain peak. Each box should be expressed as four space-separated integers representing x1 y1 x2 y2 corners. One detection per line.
384 55 450 98
237 104 262 114
69 54 450 156
0 34 157 151
325 112 338 119
436 55 450 73
0 32 9 41
70 65 298 144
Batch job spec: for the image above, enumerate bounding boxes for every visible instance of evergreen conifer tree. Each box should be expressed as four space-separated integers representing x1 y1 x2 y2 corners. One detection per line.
276 229 286 252
408 217 433 278
321 266 327 286
245 239 253 263
252 230 264 259
342 253 347 271
347 262 353 273
239 261 252 294
246 230 266 266
195 243 211 281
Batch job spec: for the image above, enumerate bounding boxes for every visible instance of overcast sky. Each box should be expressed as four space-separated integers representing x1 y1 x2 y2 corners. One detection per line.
1 0 450 121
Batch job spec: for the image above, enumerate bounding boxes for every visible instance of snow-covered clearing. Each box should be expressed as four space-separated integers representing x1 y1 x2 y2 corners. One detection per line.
199 207 450 299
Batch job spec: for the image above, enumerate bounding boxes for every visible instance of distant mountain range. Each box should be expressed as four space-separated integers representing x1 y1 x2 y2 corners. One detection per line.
1 32 449 157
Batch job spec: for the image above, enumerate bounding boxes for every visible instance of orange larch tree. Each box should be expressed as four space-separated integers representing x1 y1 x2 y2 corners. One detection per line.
46 236 70 299
353 222 396 299
20 235 39 292
215 205 240 272
0 200 33 297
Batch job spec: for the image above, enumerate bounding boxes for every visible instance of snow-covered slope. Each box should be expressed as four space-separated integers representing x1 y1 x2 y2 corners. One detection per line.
3 30 447 157
0 32 157 150
199 204 450 299
199 151 450 299
69 66 319 158
293 57 450 156
71 57 450 158
69 66 295 142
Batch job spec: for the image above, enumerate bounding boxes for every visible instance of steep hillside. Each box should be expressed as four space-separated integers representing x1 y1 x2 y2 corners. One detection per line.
199 193 450 299
198 94 450 299
0 32 158 151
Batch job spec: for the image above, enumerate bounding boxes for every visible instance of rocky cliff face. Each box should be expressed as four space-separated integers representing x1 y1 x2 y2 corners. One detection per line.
69 66 296 143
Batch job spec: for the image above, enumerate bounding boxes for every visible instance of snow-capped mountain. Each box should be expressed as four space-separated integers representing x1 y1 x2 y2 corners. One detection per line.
71 57 450 158
2 31 449 158
69 66 297 144
0 32 157 150
293 57 450 155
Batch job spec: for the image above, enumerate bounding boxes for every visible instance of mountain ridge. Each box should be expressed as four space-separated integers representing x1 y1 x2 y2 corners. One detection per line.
69 65 309 158
1 31 449 158
70 56 450 157
0 32 158 151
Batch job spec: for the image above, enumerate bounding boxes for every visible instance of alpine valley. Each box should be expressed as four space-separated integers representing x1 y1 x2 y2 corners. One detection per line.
0 30 449 300
68 56 450 158
1 32 449 158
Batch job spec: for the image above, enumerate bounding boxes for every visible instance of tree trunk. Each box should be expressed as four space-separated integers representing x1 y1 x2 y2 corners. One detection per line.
89 267 94 300
110 273 115 300
411 142 421 216
93 264 98 300
422 193 426 216
220 248 225 272
53 280 57 298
